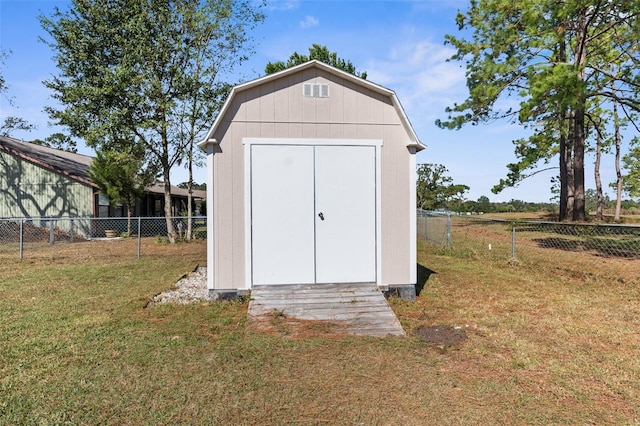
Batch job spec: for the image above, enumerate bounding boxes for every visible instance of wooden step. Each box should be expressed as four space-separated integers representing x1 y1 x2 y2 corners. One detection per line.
248 283 405 337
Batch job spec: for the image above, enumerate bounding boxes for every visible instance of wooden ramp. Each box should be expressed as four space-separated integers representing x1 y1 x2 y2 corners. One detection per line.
248 283 405 337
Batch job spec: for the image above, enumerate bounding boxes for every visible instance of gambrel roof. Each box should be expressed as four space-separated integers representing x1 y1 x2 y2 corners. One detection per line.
198 60 425 151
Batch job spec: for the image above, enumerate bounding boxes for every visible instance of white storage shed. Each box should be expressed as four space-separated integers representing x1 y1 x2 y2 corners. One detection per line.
198 60 425 299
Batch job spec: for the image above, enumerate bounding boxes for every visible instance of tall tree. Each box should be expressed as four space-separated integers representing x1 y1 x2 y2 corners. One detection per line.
476 195 493 213
40 0 265 242
416 163 469 211
265 44 367 78
585 95 610 221
612 97 624 222
437 1 640 222
593 122 605 221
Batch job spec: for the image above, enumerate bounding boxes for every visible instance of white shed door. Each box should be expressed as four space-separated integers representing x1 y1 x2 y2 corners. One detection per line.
250 144 376 285
314 146 376 283
251 145 316 285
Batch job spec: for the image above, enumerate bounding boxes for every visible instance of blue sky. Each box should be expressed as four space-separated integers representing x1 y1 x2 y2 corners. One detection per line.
0 0 624 203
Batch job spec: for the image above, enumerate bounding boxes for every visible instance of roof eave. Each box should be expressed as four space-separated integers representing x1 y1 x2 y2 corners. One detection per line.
197 137 218 153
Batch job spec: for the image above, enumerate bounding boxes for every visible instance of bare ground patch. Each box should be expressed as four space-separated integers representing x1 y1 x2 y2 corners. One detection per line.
414 324 468 347
246 311 353 338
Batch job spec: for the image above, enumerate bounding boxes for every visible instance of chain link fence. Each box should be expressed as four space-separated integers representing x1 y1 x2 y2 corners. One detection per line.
417 210 451 249
0 216 207 260
418 210 640 260
7 212 639 262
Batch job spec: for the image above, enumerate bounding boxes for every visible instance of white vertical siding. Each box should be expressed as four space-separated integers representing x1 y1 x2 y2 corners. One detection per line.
210 68 415 290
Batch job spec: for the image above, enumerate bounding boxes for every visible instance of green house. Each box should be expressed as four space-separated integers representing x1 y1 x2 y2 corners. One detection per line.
0 136 205 221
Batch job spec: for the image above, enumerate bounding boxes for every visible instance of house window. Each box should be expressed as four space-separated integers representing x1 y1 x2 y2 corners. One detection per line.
98 193 110 217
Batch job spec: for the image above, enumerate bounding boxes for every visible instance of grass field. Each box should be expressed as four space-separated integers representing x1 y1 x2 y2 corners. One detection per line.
1 237 639 424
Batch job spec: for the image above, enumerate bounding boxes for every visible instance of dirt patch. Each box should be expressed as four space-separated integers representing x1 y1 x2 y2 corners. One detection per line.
247 311 353 339
414 324 468 347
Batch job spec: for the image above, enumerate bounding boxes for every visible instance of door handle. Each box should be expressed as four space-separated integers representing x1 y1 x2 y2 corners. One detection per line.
318 212 324 221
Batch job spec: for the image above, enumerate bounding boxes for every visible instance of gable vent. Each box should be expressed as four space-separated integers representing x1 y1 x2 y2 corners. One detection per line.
303 83 329 98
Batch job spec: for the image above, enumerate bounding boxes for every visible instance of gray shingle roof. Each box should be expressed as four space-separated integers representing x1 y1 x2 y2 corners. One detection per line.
0 135 95 187
0 136 205 199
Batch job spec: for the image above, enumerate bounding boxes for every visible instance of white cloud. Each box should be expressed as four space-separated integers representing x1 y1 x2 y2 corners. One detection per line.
266 0 299 11
364 38 466 120
299 15 319 29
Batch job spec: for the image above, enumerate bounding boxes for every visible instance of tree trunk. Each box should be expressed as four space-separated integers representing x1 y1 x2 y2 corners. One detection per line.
186 184 193 241
573 105 586 222
186 146 194 241
572 8 587 222
614 98 623 222
556 33 572 222
162 171 177 244
559 130 569 221
158 122 178 243
567 115 575 220
127 203 133 237
560 112 574 221
594 129 603 221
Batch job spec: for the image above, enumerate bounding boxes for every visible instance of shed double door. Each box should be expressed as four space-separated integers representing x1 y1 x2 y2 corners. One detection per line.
251 144 376 285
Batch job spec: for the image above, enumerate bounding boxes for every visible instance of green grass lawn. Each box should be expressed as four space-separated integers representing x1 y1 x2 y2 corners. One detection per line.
1 238 639 424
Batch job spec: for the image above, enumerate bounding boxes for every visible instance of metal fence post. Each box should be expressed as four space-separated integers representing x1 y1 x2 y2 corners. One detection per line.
19 219 24 261
49 218 54 245
512 223 516 259
423 215 427 240
447 213 452 249
137 216 141 260
70 217 74 242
